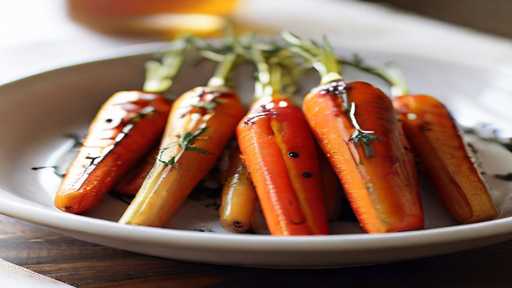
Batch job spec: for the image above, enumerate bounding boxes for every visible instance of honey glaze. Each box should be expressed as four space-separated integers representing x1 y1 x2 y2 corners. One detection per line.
65 91 165 190
242 99 286 125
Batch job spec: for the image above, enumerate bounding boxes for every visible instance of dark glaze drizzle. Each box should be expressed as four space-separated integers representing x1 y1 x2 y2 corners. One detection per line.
67 92 160 190
462 124 512 182
315 79 349 111
288 151 300 158
495 173 512 181
31 133 84 178
243 110 277 125
463 125 512 153
243 101 280 126
302 171 313 178
31 165 66 178
314 80 377 158
110 192 133 204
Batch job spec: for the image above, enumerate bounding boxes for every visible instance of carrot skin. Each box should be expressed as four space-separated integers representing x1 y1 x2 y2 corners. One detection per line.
219 145 257 233
119 87 245 227
55 91 171 214
393 95 497 223
115 145 160 196
318 153 343 221
303 81 423 233
238 97 329 236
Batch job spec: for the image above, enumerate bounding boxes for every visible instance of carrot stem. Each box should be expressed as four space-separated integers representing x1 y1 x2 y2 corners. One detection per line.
207 53 237 88
143 37 188 93
282 31 342 84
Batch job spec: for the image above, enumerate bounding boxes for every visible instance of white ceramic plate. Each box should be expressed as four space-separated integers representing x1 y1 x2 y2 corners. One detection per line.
1 43 512 268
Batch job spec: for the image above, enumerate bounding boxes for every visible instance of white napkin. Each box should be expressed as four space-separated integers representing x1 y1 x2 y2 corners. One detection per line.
0 259 74 287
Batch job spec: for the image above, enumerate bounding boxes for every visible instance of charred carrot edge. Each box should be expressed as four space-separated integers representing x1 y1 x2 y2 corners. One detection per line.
219 144 257 233
115 144 160 196
284 32 423 233
394 95 497 223
119 52 245 227
55 91 171 213
318 153 343 221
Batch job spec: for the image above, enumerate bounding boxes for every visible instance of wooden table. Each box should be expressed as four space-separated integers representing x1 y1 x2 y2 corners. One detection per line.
1 214 509 287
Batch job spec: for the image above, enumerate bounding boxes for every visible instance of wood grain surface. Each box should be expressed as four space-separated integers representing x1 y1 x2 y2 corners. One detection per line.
0 214 509 288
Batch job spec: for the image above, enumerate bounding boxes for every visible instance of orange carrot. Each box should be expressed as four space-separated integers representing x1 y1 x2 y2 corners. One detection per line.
120 52 245 227
284 32 423 233
55 92 171 213
115 144 160 196
341 57 498 223
55 40 189 214
394 95 497 223
219 143 257 233
237 47 329 236
318 153 343 221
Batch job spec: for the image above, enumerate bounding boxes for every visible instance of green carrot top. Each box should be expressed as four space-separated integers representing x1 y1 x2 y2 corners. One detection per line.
249 42 301 100
143 37 189 94
282 31 342 85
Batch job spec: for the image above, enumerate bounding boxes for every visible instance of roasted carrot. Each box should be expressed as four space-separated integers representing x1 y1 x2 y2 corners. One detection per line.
394 96 497 223
284 32 423 233
342 57 497 223
319 153 343 221
119 52 245 227
115 145 160 196
237 46 329 236
219 143 257 233
55 40 187 214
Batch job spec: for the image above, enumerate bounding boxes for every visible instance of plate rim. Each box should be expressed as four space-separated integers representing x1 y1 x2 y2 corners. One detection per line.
1 190 512 251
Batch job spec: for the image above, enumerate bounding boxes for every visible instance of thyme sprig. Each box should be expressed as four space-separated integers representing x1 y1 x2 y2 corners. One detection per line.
348 102 378 157
157 124 209 167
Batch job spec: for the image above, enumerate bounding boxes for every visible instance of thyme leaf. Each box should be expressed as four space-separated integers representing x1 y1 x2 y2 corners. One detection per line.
191 97 225 112
158 125 209 167
129 106 156 123
348 102 377 157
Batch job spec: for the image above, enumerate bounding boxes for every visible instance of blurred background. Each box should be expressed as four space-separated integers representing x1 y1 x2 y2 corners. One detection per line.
367 0 512 39
1 0 512 82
